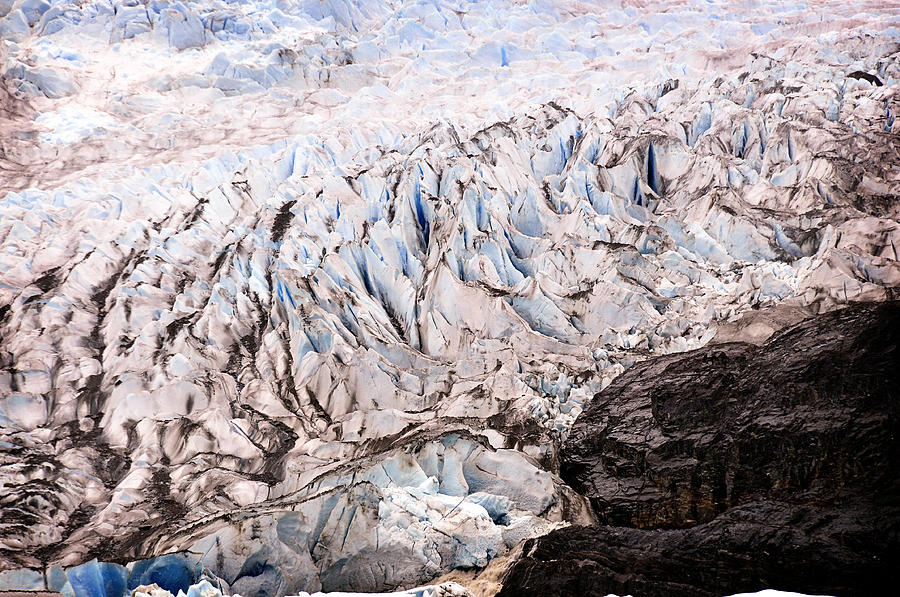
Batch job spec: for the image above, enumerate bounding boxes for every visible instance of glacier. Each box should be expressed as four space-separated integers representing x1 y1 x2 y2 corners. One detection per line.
0 0 898 595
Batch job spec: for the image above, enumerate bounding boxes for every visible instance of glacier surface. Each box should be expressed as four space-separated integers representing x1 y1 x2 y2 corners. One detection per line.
0 0 898 595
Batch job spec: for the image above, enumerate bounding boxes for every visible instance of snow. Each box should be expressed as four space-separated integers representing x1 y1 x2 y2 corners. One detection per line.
724 592 834 597
34 104 123 144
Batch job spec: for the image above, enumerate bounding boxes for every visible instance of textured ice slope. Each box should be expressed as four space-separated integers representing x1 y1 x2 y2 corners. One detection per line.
1 0 899 595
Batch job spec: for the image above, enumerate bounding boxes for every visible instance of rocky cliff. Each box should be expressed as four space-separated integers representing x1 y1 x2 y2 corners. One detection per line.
500 301 900 596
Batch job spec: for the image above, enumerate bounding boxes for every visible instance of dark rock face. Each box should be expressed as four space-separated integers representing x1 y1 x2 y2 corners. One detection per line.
499 498 899 597
500 301 900 597
561 301 900 529
847 70 884 86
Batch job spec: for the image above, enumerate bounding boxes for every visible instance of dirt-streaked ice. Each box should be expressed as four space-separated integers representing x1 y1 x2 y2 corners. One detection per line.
0 0 897 595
